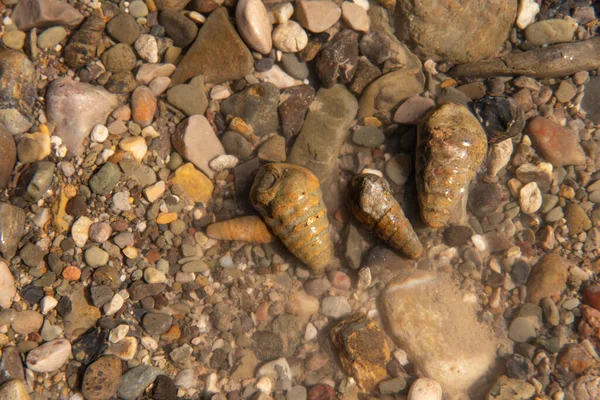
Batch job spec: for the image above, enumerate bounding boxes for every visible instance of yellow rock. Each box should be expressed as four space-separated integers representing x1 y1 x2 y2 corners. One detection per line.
156 212 178 225
169 162 214 205
52 184 72 235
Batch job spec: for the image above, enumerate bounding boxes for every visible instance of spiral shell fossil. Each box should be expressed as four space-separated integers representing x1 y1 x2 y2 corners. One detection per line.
250 163 332 275
416 102 488 229
348 173 423 260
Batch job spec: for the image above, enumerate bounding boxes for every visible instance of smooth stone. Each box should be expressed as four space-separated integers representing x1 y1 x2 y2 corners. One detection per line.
89 162 122 196
316 30 359 88
143 312 173 335
168 163 214 204
85 247 110 267
0 203 26 260
102 43 137 73
358 67 425 118
12 310 43 334
0 124 16 189
158 11 198 48
171 115 224 178
129 1 149 17
17 131 51 164
393 95 435 124
526 254 570 304
63 286 102 339
0 380 30 400
525 19 577 46
18 161 54 202
26 339 71 372
131 86 156 128
46 78 118 156
170 7 254 85
342 1 369 32
117 365 164 400
280 53 309 80
155 0 190 11
516 0 539 29
106 13 141 45
382 271 498 395
82 355 123 400
2 31 26 50
321 296 351 319
564 202 592 235
352 126 384 148
295 0 341 33
519 182 542 214
0 260 15 309
0 49 35 134
221 131 253 160
288 85 358 208
236 0 272 54
255 65 303 89
166 75 208 116
582 76 600 124
272 21 308 53
12 0 84 31
526 117 586 167
393 0 517 63
0 346 26 384
407 378 442 400
221 82 280 137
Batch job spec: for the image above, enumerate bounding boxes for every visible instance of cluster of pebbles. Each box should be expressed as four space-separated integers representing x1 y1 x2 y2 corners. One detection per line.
0 0 599 399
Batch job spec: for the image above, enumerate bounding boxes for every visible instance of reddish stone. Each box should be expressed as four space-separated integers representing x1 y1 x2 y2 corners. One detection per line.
308 384 334 400
557 343 593 373
111 219 129 232
255 301 269 321
583 285 600 311
578 305 600 344
526 117 587 167
131 86 156 128
328 271 351 290
63 266 82 281
145 248 161 263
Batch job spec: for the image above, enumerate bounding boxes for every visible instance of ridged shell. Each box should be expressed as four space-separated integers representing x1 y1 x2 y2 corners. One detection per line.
250 163 332 275
416 102 487 228
206 216 275 243
348 173 423 259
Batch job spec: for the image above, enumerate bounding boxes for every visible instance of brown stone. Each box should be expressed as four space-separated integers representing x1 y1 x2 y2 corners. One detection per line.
557 344 593 374
526 254 570 304
0 123 16 189
526 117 586 167
82 356 123 400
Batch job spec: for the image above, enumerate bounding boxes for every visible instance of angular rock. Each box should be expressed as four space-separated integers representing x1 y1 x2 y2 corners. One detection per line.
64 14 106 69
221 82 280 137
18 161 55 203
166 75 208 116
330 313 390 392
527 254 570 304
0 203 25 261
169 163 214 204
473 96 525 144
393 0 517 63
82 356 122 400
0 124 16 189
171 115 224 178
170 7 254 85
342 2 369 32
17 131 52 164
117 365 164 400
486 375 536 400
12 0 84 31
316 30 359 88
279 85 315 137
582 76 600 124
349 56 382 96
0 346 25 385
565 202 592 235
358 67 425 118
26 339 71 373
382 271 498 395
526 117 586 167
159 11 198 48
236 0 272 54
295 0 341 33
46 78 118 155
0 49 36 134
288 85 358 205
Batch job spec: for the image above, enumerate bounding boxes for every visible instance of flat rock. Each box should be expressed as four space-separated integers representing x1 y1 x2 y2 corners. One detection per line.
393 95 435 125
82 355 123 400
12 0 84 31
382 271 498 395
171 115 224 178
526 254 570 304
221 82 279 137
358 67 425 118
288 85 358 207
236 0 272 54
166 75 208 116
393 0 517 63
0 124 16 189
0 203 26 261
170 7 254 85
46 78 118 156
26 339 71 373
526 116 586 167
0 49 36 134
295 0 341 33
279 84 315 137
63 285 102 339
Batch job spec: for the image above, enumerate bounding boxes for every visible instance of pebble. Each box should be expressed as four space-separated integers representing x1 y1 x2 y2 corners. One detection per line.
508 317 536 343
159 11 198 48
555 81 576 103
393 95 435 125
565 202 592 235
90 124 109 143
117 365 164 400
167 75 208 116
221 82 280 137
272 21 308 53
2 30 26 50
295 0 341 33
0 49 36 135
89 162 122 196
236 0 272 54
0 125 16 189
143 312 173 335
106 13 141 45
525 18 578 46
89 222 112 243
527 254 570 304
17 131 51 164
316 30 359 88
136 63 176 85
26 339 71 372
131 86 157 127
81 356 122 400
46 78 118 155
129 1 149 17
12 0 83 31
144 181 166 203
0 379 30 400
519 182 542 214
407 378 442 400
71 216 93 247
352 126 384 148
102 43 137 73
85 246 110 267
526 116 586 167
209 154 239 171
0 260 15 309
321 296 351 319
135 34 160 64
270 3 294 23
0 203 26 260
341 2 369 32
40 296 58 315
516 0 539 29
37 26 68 49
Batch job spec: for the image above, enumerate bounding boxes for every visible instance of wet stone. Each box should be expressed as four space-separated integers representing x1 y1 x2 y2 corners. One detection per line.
221 131 254 160
253 330 283 360
0 379 30 400
442 226 473 247
221 82 280 137
91 285 114 308
352 126 384 148
474 96 525 144
106 13 141 45
0 49 36 135
18 161 55 203
527 254 570 304
0 125 16 190
564 202 592 235
89 162 122 196
0 203 26 261
153 375 177 400
279 85 315 138
143 312 173 335
20 243 45 268
280 53 309 80
82 355 123 400
0 346 25 385
316 30 359 88
117 365 164 400
468 182 505 218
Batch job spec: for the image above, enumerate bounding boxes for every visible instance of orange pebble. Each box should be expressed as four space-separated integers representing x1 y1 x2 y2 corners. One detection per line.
207 216 275 243
62 266 82 281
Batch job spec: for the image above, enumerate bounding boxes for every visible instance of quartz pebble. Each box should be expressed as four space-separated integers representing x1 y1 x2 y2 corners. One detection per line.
295 0 342 33
407 378 442 400
272 21 308 53
26 339 72 373
516 0 540 29
236 0 272 54
519 182 542 214
341 2 369 32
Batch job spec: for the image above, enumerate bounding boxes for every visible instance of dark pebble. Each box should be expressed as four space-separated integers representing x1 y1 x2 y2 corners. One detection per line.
20 285 44 305
511 259 531 286
307 384 335 400
254 57 274 72
252 330 283 360
506 353 535 380
66 196 88 217
56 296 72 317
474 95 525 144
91 285 114 308
442 225 473 247
467 182 505 218
20 243 45 268
153 375 177 400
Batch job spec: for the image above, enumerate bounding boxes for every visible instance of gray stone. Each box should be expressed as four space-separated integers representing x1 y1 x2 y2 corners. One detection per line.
143 312 173 335
46 78 118 156
119 160 157 187
352 126 385 148
89 162 122 196
221 131 254 160
316 30 359 88
18 161 55 202
117 365 164 400
159 11 198 48
90 285 114 308
170 7 254 85
166 75 208 116
0 49 35 134
37 26 68 49
582 76 600 124
20 243 44 267
508 317 536 343
221 82 280 137
106 13 140 45
85 247 109 267
321 296 351 319
0 346 25 385
280 53 309 80
12 0 84 31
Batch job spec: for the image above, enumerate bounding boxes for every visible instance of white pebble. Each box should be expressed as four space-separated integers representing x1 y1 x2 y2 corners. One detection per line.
90 124 109 143
516 0 540 29
104 293 124 316
135 34 159 63
26 339 72 373
40 296 58 315
209 154 239 172
109 324 130 343
210 85 232 100
408 378 443 400
352 0 369 10
270 2 294 24
471 234 487 252
272 21 308 53
519 181 542 214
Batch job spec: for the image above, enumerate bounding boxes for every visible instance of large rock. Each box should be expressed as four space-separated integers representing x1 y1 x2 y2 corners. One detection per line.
526 116 586 167
170 7 254 85
0 203 25 261
171 115 225 179
381 271 497 395
288 85 358 206
0 49 36 135
526 254 570 304
220 82 279 137
46 78 118 155
0 124 16 189
358 68 425 118
12 0 84 31
63 285 102 339
393 0 517 63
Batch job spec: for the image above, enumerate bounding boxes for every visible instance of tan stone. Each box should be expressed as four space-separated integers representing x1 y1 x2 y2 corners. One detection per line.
169 163 214 205
295 0 341 33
